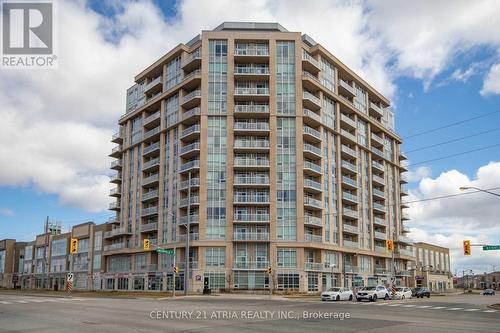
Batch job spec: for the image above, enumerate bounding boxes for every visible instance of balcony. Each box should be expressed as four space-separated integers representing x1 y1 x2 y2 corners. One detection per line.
372 160 385 172
180 141 200 158
303 161 322 176
233 213 270 223
110 187 121 197
110 159 122 170
182 48 201 71
304 196 322 210
233 193 270 205
371 132 384 145
234 139 270 151
343 223 359 234
234 46 270 59
400 152 408 160
179 196 200 208
343 240 359 249
342 207 358 219
303 143 322 159
304 234 322 243
144 76 163 94
341 145 357 159
303 109 321 126
233 261 269 270
340 129 357 144
396 235 412 244
341 175 357 189
109 145 121 158
369 101 384 117
371 147 384 159
344 264 359 273
103 242 126 252
400 174 408 184
141 206 158 217
373 202 386 213
110 174 121 184
178 233 199 243
141 189 159 202
341 160 357 174
234 66 270 80
234 122 270 134
372 174 385 185
179 177 200 191
182 107 201 125
396 270 412 277
375 247 387 255
234 104 270 116
141 222 158 233
143 126 161 142
181 89 201 108
342 192 358 204
182 69 202 90
142 157 160 172
234 232 270 241
304 179 322 193
375 266 390 275
179 159 200 173
304 216 322 227
401 212 410 220
107 217 120 225
234 157 270 169
109 202 120 211
142 174 159 187
372 188 385 199
143 142 160 157
373 217 387 226
111 132 123 144
143 111 161 129
302 71 321 91
302 91 321 110
179 214 199 226
181 124 201 141
374 231 387 240
338 79 355 98
305 262 326 271
303 125 321 143
234 176 270 187
302 50 321 73
340 114 356 130
234 87 270 101
103 228 131 239
397 248 414 257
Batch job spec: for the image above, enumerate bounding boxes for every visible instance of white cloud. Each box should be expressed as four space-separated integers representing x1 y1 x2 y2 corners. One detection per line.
406 166 431 183
0 208 14 217
481 62 500 95
408 162 500 273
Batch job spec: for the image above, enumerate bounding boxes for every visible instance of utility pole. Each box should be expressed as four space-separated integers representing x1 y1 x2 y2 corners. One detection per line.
173 247 176 298
184 171 191 295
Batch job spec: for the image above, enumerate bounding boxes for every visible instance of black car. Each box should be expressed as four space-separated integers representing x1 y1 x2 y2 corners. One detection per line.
483 289 496 296
413 287 431 298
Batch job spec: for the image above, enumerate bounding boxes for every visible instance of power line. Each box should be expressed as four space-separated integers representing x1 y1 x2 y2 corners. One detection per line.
405 127 500 153
403 109 500 140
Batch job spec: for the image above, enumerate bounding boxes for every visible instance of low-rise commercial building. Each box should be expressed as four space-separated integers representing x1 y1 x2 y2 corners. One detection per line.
410 242 452 291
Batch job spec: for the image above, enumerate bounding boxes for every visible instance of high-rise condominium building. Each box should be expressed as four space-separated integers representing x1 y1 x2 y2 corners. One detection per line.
107 22 412 293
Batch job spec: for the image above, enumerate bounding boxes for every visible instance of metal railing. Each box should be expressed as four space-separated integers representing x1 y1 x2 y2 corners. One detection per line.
179 159 200 172
234 104 269 113
234 139 270 149
179 178 200 190
304 179 322 191
182 107 201 120
234 66 270 74
179 214 199 225
303 125 321 140
141 206 158 216
304 216 322 226
234 232 270 241
233 213 270 222
142 174 159 185
104 228 130 238
181 125 201 138
305 262 325 271
142 157 160 170
182 49 201 66
183 69 201 81
234 122 270 131
234 176 270 185
180 142 200 155
142 189 159 201
304 161 321 173
341 160 357 173
234 47 270 56
182 90 201 104
233 193 270 203
303 143 321 156
234 87 270 95
179 196 200 207
234 158 270 167
303 109 321 122
304 196 322 208
141 222 158 232
143 142 160 155
233 261 269 269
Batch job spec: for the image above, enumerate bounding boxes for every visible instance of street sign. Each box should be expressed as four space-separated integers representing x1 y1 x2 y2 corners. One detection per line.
483 245 500 251
156 248 174 255
67 273 74 283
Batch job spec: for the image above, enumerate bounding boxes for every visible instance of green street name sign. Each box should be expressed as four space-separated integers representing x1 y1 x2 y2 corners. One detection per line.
482 245 500 251
156 249 175 255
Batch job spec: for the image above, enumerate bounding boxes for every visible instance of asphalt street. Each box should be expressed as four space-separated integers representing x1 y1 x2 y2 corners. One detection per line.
0 292 498 333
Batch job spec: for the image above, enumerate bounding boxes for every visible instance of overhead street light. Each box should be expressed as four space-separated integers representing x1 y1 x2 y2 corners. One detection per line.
459 186 500 197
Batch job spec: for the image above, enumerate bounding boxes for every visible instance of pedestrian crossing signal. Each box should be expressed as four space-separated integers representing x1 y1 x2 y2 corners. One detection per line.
463 240 471 256
386 240 394 252
143 239 150 250
70 238 78 254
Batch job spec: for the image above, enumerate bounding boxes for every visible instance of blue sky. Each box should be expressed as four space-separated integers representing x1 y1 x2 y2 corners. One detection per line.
1 0 499 273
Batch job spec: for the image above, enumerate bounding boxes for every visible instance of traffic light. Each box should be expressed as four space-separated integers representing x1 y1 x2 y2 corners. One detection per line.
143 239 150 250
70 238 78 254
463 240 471 256
267 266 272 274
386 240 394 252
173 266 179 274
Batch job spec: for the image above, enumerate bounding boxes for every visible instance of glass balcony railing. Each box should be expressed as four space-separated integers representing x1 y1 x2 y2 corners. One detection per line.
304 216 322 226
141 206 158 216
234 232 270 241
343 224 359 233
179 178 200 190
182 107 201 120
234 176 270 185
234 104 269 113
233 193 270 203
234 87 270 95
143 142 160 155
303 125 321 140
303 143 321 156
233 261 270 269
180 160 200 172
304 196 322 208
234 139 270 149
304 179 322 191
303 91 321 105
234 67 270 75
233 213 270 222
234 122 270 131
303 161 321 173
234 158 270 167
342 176 358 187
141 189 159 201
341 160 357 173
182 90 201 104
181 125 200 138
304 234 322 243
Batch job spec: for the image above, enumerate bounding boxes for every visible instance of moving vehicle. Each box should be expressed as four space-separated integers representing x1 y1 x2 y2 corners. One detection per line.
482 289 496 296
414 287 431 298
393 287 412 299
356 285 390 302
321 287 354 301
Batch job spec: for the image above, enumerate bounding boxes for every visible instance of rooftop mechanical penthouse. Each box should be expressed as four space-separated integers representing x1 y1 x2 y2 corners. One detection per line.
107 22 412 293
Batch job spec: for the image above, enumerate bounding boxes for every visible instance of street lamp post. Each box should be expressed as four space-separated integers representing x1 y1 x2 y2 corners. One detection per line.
459 186 500 197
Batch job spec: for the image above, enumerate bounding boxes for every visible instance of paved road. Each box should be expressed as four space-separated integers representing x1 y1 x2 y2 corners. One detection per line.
0 293 498 332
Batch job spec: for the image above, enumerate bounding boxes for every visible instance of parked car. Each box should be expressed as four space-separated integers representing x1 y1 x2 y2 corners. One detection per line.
356 285 390 302
482 289 496 296
414 287 431 298
393 287 412 300
321 287 354 301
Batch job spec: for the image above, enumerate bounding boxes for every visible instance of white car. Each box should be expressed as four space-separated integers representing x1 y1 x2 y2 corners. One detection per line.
393 287 412 300
356 285 390 302
321 287 354 301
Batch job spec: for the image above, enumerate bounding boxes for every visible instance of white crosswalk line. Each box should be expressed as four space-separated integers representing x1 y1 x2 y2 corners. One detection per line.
0 301 13 304
447 308 463 311
29 299 46 303
387 303 402 306
464 309 480 312
430 307 446 309
401 304 416 307
483 310 498 313
15 300 29 303
415 305 432 308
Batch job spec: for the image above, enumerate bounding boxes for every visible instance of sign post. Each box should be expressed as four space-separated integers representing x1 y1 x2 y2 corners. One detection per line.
156 247 176 297
66 273 74 296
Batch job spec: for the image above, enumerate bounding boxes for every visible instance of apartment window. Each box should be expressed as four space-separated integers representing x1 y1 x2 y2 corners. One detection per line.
205 247 225 267
165 55 181 90
24 245 33 261
77 238 89 253
93 254 101 271
418 248 423 267
277 248 297 268
354 84 367 113
0 250 5 273
277 272 299 290
320 57 336 91
132 116 142 144
204 272 225 289
276 41 295 115
233 271 268 289
94 232 102 252
322 97 335 128
108 256 132 272
165 94 179 127
36 246 46 259
50 257 66 273
324 251 340 268
208 40 227 114
359 255 372 274
73 253 89 272
308 273 319 292
117 277 128 290
135 254 147 271
51 239 67 257
357 120 367 147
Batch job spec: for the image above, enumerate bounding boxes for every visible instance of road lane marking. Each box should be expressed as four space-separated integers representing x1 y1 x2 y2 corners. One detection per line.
387 304 402 306
415 305 432 308
483 310 498 313
401 304 417 307
463 309 480 312
15 300 29 303
0 301 13 304
430 307 446 309
447 308 463 311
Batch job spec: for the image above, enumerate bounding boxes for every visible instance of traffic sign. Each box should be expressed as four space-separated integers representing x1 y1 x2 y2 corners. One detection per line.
67 273 74 283
483 245 500 251
156 248 174 255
